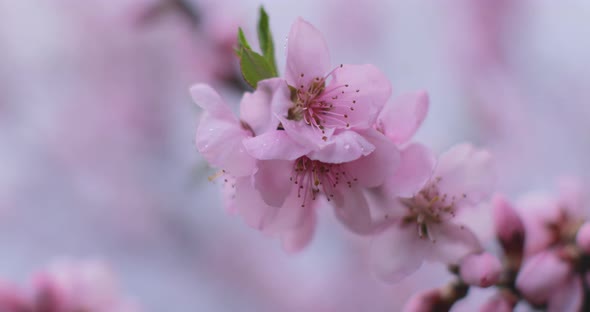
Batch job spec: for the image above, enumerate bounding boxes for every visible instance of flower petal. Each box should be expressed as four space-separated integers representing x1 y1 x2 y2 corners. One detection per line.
234 176 279 231
307 130 375 163
425 223 483 264
196 113 255 176
370 224 425 282
345 129 400 188
253 159 293 207
382 143 435 198
240 78 288 135
280 206 316 253
190 84 235 121
276 114 335 150
332 186 375 235
434 143 495 207
285 18 331 88
321 64 392 129
378 91 429 144
548 276 582 312
243 130 311 160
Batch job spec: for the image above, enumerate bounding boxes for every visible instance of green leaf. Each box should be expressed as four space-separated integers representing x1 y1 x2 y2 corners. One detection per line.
237 27 251 50
238 47 276 88
257 6 277 74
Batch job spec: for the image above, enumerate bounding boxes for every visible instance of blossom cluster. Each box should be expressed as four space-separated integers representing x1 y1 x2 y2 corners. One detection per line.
193 13 495 283
192 8 590 311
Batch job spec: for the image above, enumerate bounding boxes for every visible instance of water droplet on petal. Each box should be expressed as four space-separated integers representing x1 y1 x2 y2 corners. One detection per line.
344 144 351 150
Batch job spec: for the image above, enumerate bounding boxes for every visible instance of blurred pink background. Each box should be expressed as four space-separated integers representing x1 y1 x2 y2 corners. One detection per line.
1 0 590 310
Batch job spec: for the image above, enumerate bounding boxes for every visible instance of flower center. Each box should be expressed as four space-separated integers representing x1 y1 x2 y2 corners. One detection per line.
287 65 360 140
400 177 465 241
289 156 357 207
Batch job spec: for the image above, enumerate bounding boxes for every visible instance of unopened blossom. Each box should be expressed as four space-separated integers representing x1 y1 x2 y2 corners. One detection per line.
479 292 517 312
576 221 590 253
371 143 494 282
458 252 502 287
516 250 581 310
492 194 525 264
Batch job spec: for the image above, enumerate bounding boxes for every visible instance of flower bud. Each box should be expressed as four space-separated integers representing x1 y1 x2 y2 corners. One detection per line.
479 292 516 312
402 289 447 312
576 222 590 254
492 195 525 259
459 252 502 287
516 250 570 306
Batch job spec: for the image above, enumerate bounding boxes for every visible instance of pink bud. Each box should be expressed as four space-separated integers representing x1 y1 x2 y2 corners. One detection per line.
576 222 590 254
459 252 502 287
492 194 525 256
516 250 570 305
479 293 515 312
402 289 445 312
0 282 28 311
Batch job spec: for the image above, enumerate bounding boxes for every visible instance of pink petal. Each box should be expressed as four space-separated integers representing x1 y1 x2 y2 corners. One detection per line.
332 186 375 235
276 114 335 150
426 223 483 264
243 131 311 160
240 78 287 135
344 129 400 188
370 224 426 282
377 91 429 144
307 130 375 163
253 159 293 207
516 250 571 306
280 206 316 253
557 176 587 219
285 18 331 88
262 186 316 235
233 176 280 231
434 143 495 207
548 276 582 312
382 143 435 198
190 84 235 121
195 113 256 176
321 64 392 129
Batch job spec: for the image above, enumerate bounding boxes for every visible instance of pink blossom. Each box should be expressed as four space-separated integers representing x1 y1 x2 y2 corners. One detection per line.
518 177 587 256
458 252 502 287
371 143 494 282
244 128 400 238
249 18 392 160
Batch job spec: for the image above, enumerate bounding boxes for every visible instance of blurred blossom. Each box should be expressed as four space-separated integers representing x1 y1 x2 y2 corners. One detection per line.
0 260 139 312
